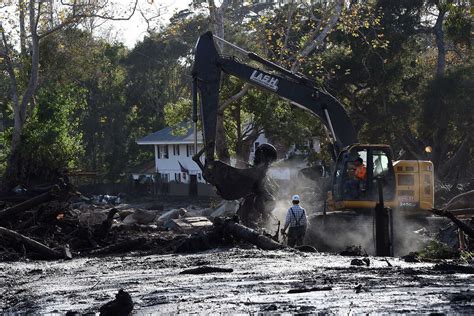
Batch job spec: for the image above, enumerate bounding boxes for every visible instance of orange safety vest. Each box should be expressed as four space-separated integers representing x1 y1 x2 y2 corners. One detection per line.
355 165 367 180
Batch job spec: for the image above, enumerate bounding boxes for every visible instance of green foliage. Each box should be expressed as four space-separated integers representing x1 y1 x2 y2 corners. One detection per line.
164 98 193 135
419 240 459 260
445 4 471 46
2 0 472 183
19 83 86 180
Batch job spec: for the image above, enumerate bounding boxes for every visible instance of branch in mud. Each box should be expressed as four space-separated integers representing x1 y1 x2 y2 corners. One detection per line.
176 218 285 253
0 226 66 260
0 183 71 222
429 208 474 240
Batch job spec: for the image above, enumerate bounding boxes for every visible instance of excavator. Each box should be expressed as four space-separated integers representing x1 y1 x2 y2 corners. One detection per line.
191 32 434 248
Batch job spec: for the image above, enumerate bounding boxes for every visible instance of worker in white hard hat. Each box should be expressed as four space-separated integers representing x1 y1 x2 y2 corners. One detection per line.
281 194 308 247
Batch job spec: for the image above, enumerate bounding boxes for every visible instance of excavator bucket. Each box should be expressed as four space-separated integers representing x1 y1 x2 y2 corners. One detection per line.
201 160 268 200
193 144 277 200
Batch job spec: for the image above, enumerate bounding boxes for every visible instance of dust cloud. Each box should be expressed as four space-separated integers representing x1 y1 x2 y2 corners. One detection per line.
268 166 429 256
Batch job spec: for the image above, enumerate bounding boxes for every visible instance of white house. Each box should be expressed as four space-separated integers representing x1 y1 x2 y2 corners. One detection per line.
136 125 322 193
136 125 206 186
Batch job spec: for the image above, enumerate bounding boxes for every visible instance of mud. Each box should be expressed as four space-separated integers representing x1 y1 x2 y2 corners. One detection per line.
1 248 473 314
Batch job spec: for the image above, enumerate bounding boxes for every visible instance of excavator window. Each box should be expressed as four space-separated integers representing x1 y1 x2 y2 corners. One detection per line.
373 150 390 177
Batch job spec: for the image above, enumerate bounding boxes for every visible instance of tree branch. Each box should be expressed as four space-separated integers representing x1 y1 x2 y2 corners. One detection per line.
218 84 251 112
39 0 139 39
291 0 344 73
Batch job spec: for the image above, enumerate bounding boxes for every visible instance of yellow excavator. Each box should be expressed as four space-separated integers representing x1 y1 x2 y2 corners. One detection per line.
191 32 434 253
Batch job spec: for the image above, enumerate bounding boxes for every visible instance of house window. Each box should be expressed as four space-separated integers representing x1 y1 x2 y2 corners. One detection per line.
182 173 187 181
254 142 260 151
162 145 169 159
186 144 195 157
156 145 161 159
197 173 202 181
173 144 180 156
175 173 181 183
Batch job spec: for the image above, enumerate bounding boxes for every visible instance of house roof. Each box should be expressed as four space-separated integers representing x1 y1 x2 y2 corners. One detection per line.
137 124 203 145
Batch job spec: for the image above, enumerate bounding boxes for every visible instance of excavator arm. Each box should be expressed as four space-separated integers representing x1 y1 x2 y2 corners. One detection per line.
191 31 357 204
192 31 357 162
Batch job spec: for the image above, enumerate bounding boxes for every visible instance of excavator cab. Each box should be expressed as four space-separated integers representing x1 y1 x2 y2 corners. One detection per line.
330 144 397 210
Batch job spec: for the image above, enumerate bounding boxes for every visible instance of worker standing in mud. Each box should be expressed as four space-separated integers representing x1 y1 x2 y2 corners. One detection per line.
281 195 308 247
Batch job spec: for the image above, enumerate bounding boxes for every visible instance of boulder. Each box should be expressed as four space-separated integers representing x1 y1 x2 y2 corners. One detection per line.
210 200 240 218
78 211 108 227
123 209 157 225
156 208 187 223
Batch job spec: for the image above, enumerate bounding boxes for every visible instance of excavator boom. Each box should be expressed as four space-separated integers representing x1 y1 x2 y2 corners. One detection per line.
192 31 357 161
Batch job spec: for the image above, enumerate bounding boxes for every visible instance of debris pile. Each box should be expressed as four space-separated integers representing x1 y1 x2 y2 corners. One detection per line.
0 182 285 261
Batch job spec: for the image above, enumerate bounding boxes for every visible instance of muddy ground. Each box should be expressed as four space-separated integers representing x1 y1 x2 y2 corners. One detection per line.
1 248 473 314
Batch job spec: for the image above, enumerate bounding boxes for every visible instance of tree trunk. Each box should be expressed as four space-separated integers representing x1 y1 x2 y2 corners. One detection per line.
433 7 447 77
3 0 41 190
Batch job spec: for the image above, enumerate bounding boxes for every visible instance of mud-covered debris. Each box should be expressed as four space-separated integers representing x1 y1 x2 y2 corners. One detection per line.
402 252 421 263
340 245 365 256
354 283 370 293
295 245 318 252
156 208 187 223
350 258 369 266
287 286 332 293
123 209 157 225
433 263 474 274
448 290 473 303
0 226 65 260
210 200 240 218
167 216 213 232
99 289 133 316
384 258 393 267
262 304 278 311
179 266 233 274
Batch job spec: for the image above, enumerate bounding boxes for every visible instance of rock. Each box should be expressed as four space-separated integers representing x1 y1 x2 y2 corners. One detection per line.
118 209 135 220
350 258 366 266
340 245 364 256
122 214 137 225
402 252 421 263
210 200 240 218
156 208 187 223
99 289 133 316
165 216 213 232
122 209 157 225
132 209 157 225
78 211 108 227
184 208 214 217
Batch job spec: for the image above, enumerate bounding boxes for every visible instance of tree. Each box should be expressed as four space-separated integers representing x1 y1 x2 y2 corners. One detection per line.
0 0 138 190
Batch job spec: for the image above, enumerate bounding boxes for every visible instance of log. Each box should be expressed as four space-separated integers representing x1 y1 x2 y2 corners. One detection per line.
430 208 474 239
287 286 332 294
0 184 67 221
223 220 286 250
90 237 148 255
445 190 474 210
179 266 233 274
0 226 63 260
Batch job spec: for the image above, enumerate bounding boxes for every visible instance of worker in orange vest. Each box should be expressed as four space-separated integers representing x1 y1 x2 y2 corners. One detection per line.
354 158 367 181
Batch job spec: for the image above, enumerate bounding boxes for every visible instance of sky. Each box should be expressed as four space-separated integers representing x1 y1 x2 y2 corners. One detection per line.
102 0 192 48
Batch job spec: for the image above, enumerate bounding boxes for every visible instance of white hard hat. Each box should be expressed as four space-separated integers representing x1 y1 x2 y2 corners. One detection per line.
292 194 300 201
